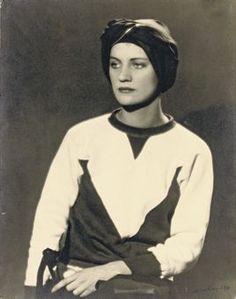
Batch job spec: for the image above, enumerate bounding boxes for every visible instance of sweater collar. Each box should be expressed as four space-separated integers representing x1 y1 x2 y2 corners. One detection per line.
108 108 175 137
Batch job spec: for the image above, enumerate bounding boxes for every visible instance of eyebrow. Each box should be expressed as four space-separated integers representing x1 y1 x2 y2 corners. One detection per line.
109 56 149 61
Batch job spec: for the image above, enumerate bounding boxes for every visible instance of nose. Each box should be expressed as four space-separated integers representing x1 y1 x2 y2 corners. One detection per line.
118 65 132 82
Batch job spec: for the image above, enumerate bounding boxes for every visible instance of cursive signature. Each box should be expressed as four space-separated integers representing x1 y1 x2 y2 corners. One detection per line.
191 285 230 294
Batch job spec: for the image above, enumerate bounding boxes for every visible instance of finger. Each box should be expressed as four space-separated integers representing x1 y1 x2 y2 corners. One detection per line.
51 279 69 293
63 269 77 278
51 273 78 293
72 282 92 296
65 278 85 292
80 286 96 297
65 275 89 292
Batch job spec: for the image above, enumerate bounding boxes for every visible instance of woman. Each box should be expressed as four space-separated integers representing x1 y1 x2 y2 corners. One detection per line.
24 19 214 298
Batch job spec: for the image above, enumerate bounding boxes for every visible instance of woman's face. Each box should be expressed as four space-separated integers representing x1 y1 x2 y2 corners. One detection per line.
109 42 158 107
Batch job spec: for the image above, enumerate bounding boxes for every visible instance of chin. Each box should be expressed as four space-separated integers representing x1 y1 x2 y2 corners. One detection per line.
115 95 142 106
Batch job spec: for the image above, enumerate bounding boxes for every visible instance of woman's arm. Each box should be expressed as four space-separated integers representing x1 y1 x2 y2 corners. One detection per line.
148 146 214 278
25 129 83 286
51 260 131 297
121 145 214 278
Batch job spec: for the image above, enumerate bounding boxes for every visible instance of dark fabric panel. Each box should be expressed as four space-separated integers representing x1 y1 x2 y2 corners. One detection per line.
61 160 122 265
130 167 181 244
61 161 181 277
127 135 149 159
124 252 161 277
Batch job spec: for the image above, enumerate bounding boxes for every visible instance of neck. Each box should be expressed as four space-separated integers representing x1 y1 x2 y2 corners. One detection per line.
117 97 168 128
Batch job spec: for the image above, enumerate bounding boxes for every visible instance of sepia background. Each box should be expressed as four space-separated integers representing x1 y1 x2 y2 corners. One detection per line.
1 0 236 298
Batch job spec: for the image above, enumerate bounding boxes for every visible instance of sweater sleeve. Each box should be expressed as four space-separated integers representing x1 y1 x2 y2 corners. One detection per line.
24 129 83 286
124 145 213 278
147 145 214 278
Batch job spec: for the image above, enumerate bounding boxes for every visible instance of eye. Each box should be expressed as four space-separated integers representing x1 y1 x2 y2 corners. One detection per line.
109 60 120 69
132 62 147 69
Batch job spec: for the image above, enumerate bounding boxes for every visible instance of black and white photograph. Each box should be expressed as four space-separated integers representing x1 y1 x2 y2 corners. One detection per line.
0 1 235 298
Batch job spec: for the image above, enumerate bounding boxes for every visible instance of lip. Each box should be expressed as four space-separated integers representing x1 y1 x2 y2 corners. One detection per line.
118 87 136 93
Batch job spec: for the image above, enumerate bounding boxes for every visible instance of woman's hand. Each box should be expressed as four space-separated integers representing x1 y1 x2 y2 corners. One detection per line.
51 261 131 297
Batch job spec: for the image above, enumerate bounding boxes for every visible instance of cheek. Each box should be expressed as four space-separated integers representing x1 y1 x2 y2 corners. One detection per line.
109 69 118 85
140 72 158 93
148 69 159 85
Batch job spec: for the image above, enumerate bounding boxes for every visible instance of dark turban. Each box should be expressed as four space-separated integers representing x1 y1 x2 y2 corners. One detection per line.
100 18 178 94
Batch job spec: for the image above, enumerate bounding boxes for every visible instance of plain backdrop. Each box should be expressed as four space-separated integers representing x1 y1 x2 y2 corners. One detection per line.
1 0 236 298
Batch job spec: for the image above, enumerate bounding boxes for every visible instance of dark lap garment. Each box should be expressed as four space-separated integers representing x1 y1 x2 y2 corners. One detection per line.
38 276 173 299
33 258 178 299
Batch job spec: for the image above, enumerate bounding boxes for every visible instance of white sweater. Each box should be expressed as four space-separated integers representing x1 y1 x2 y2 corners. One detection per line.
25 111 214 286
